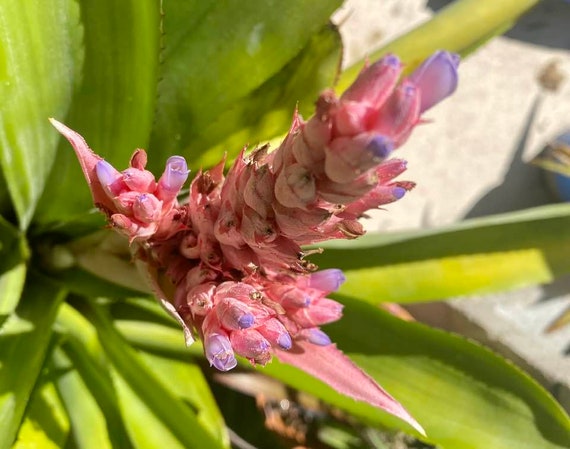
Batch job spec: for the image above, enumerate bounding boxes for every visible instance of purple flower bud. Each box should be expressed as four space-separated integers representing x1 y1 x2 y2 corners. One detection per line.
341 54 402 107
216 297 255 330
305 328 331 346
392 186 406 200
309 269 346 293
96 160 121 191
372 81 420 145
277 333 293 350
122 167 156 192
409 50 460 113
132 193 161 223
367 136 394 160
164 156 189 189
258 318 293 350
230 329 271 360
204 332 237 371
157 156 189 202
238 314 255 329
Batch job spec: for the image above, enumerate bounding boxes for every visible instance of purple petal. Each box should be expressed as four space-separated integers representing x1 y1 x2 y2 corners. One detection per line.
96 160 121 188
237 313 255 329
277 333 293 350
204 333 237 371
392 186 407 200
409 50 460 112
367 135 394 160
306 328 331 346
216 297 256 330
161 156 189 192
309 269 346 293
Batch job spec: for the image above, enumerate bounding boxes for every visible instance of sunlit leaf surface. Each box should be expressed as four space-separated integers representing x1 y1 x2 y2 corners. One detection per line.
314 204 570 302
263 296 570 449
0 0 82 229
0 275 65 449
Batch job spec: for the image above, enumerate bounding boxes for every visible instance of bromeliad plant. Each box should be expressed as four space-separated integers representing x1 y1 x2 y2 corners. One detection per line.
1 1 569 449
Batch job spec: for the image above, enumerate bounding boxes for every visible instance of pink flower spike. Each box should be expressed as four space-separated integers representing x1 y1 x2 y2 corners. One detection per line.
409 50 460 112
275 341 426 436
53 48 461 435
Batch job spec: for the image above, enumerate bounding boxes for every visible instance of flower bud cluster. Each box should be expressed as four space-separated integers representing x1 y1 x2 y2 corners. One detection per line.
95 150 189 241
53 51 459 372
178 269 346 370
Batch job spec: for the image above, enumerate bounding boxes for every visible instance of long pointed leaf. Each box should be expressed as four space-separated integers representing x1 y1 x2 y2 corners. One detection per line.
110 366 188 449
0 275 65 449
0 215 28 317
56 304 134 449
13 372 69 449
140 353 230 447
52 347 114 449
0 0 82 229
150 0 342 168
85 301 224 449
190 23 342 168
313 204 570 302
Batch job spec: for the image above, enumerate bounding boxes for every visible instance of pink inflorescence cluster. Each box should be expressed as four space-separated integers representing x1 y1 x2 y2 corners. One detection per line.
52 50 458 431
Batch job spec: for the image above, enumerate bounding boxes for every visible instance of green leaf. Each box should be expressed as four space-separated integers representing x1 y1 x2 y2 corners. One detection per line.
0 215 28 318
51 347 114 449
150 0 342 169
140 353 229 447
0 0 82 229
49 266 146 300
35 0 161 228
85 301 224 449
0 264 25 325
0 214 29 273
0 274 65 449
0 171 12 217
115 319 201 358
336 0 541 92
313 204 570 302
264 296 570 449
110 366 188 449
36 231 148 298
188 23 342 168
13 373 70 449
56 303 134 448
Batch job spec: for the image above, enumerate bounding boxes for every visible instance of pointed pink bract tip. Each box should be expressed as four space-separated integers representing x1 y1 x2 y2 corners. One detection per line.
275 342 426 437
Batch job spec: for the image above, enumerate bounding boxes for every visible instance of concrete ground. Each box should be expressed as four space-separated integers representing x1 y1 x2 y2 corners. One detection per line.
334 0 570 411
